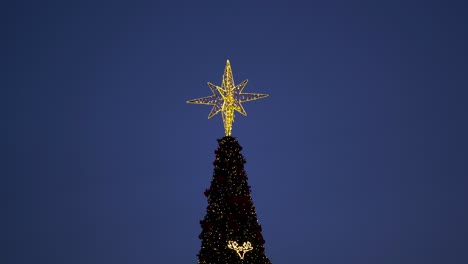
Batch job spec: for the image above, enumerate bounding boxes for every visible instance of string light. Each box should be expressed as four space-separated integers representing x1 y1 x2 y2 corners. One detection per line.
187 60 268 136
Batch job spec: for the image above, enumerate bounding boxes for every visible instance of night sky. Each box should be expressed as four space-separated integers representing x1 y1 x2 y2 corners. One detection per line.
4 0 468 263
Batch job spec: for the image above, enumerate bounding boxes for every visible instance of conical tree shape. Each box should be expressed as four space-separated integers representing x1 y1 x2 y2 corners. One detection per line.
198 136 271 264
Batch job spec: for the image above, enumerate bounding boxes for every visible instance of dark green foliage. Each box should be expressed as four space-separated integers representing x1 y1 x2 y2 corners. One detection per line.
197 136 271 264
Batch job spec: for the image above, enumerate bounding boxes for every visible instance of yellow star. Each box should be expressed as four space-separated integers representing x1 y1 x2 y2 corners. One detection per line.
187 60 268 136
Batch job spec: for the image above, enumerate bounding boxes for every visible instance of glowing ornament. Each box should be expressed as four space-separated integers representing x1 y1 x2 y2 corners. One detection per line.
227 240 253 260
187 60 268 136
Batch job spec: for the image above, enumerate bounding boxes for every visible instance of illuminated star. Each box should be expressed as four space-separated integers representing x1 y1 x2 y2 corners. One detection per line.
187 60 268 136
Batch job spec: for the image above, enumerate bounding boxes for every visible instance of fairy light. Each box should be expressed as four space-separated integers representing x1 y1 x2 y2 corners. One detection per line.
187 60 268 136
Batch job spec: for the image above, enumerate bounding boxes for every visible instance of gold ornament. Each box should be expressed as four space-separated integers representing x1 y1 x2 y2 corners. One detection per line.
227 240 253 260
187 60 268 136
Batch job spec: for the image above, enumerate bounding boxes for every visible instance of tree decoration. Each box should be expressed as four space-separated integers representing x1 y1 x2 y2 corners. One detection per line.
187 60 268 136
227 241 253 260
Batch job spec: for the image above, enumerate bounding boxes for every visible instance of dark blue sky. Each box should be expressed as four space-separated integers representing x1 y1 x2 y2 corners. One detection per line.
4 0 468 263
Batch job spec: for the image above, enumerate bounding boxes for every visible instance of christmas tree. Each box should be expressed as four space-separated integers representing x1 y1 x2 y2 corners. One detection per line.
187 60 271 263
197 136 271 263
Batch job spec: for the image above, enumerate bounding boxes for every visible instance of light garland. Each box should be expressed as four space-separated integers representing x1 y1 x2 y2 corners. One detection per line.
227 240 253 260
